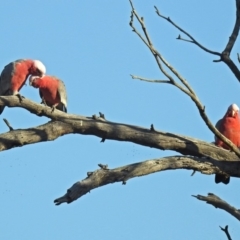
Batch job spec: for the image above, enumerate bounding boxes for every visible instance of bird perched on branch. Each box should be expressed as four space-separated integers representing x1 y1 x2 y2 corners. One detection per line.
214 103 240 184
0 59 46 114
29 75 67 112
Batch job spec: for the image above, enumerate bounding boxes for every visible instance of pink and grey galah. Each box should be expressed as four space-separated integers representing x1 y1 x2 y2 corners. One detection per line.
29 75 67 112
214 103 240 184
0 59 46 114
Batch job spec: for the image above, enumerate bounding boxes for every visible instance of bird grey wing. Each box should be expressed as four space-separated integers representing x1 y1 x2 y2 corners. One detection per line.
214 118 230 184
0 60 26 95
0 62 15 95
57 79 67 109
15 59 26 63
39 89 51 107
39 89 44 103
56 103 67 112
214 119 222 142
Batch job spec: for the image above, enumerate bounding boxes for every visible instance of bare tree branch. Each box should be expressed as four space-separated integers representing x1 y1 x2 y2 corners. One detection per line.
129 3 193 95
193 193 240 221
3 118 14 131
129 1 240 157
130 74 169 83
223 0 240 56
238 53 240 63
220 0 240 82
220 225 232 240
1 96 240 163
176 34 193 43
54 156 240 205
154 6 221 56
154 2 240 83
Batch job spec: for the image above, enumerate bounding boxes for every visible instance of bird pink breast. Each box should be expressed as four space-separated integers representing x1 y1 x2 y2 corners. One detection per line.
216 116 240 148
37 76 60 105
11 60 33 92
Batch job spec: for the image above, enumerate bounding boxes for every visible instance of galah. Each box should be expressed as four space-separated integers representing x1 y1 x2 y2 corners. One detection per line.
214 103 240 184
29 75 67 112
0 59 46 114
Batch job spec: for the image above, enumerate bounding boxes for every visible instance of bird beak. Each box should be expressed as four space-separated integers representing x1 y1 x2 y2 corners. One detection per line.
231 110 236 117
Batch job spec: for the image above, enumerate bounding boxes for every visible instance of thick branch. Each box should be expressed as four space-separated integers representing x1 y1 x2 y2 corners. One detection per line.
1 96 240 164
54 156 240 205
0 121 75 151
193 193 240 221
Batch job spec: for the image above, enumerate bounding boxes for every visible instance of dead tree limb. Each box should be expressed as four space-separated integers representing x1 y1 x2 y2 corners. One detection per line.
193 193 240 221
129 0 240 157
54 156 240 205
154 0 240 82
0 96 239 163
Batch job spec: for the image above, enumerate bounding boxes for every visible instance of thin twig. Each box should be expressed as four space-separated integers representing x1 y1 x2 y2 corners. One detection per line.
130 75 169 83
154 6 221 56
129 1 194 95
154 3 240 83
177 34 193 43
3 118 14 131
130 1 198 97
219 225 232 240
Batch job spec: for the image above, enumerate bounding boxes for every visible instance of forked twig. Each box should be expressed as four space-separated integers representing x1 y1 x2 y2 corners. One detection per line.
193 193 240 221
154 6 221 56
154 1 240 82
130 75 169 83
219 225 232 240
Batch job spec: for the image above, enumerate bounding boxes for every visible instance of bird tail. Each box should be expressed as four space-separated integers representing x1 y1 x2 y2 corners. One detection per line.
0 106 5 115
215 174 230 184
56 103 67 113
62 105 67 113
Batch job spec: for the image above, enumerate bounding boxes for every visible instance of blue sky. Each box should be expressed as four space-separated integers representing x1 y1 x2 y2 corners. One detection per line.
0 0 239 239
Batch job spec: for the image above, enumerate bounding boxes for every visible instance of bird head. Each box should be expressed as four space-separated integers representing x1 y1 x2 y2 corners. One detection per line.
32 60 46 77
29 75 39 87
227 103 239 118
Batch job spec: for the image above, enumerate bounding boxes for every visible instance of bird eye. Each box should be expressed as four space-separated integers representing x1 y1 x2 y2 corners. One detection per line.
36 68 42 76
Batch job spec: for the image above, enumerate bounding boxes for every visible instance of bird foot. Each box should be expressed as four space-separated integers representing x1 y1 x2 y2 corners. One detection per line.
41 98 47 106
51 106 56 113
16 94 25 102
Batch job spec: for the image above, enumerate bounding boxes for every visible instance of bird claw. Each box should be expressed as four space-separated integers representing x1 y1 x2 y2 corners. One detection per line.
16 94 24 102
41 98 47 106
51 106 56 113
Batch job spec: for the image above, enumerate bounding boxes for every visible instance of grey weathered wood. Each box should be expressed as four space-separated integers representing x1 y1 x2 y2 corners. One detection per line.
54 156 240 205
193 193 240 222
0 96 239 162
